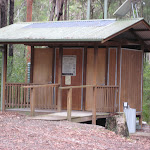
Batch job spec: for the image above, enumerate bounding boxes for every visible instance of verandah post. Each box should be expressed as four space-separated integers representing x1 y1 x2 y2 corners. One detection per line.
92 45 98 125
57 46 63 112
30 87 35 116
67 88 72 121
1 45 7 112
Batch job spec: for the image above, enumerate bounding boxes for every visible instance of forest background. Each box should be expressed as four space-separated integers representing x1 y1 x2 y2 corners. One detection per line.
0 0 149 123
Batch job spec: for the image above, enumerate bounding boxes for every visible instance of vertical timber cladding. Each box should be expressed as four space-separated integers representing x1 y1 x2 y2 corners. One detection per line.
120 48 142 112
33 48 53 108
56 48 83 110
108 48 117 85
85 48 107 111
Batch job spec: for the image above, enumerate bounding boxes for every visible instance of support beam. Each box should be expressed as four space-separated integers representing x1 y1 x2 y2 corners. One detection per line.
1 45 7 112
30 46 34 83
67 88 72 121
118 45 122 112
132 29 149 31
83 47 87 110
129 29 149 51
92 45 98 125
57 46 63 112
30 88 35 116
139 115 142 128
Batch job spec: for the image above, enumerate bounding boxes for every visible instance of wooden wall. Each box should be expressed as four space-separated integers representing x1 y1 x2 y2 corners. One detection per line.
33 48 53 108
120 49 143 112
85 48 107 111
108 48 117 85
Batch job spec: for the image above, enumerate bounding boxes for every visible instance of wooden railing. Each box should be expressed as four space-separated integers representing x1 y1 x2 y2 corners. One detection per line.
96 85 119 113
60 85 119 122
23 84 60 116
6 83 119 123
59 85 95 121
5 83 35 108
5 83 59 111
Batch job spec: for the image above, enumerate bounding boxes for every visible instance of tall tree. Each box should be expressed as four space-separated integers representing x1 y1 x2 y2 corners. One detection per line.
50 0 56 21
64 0 67 20
1 0 8 28
9 0 14 57
26 0 33 22
57 0 64 21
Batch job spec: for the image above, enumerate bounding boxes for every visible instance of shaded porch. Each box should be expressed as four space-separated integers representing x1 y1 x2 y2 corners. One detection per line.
5 82 119 123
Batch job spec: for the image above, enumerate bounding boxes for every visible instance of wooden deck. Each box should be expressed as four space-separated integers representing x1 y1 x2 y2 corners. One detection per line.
6 108 110 123
27 111 110 123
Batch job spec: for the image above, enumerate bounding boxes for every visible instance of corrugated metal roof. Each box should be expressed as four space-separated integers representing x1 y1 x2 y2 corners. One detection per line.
24 20 115 28
0 18 148 43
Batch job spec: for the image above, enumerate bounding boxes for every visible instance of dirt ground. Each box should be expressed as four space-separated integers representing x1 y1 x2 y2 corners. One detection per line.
0 112 149 150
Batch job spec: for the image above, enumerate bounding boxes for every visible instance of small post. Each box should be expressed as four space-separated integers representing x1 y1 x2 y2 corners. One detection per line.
1 45 7 112
30 46 34 83
139 115 142 128
92 45 98 125
57 47 63 112
30 88 35 116
67 88 72 121
92 86 97 124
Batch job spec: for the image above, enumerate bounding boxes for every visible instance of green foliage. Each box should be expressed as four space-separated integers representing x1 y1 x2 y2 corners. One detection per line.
7 45 27 83
143 61 150 124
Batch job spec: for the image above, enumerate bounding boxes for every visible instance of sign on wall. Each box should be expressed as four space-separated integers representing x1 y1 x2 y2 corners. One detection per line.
62 55 76 76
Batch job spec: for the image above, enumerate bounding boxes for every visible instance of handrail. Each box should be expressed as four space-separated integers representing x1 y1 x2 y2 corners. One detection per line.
97 85 119 88
59 85 95 90
22 83 60 88
6 83 37 85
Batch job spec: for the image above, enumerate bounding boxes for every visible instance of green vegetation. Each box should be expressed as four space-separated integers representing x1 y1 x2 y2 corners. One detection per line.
143 61 150 124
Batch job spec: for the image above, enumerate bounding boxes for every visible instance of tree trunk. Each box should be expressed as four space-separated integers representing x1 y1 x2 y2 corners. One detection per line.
0 0 2 28
50 0 56 21
67 0 70 20
57 0 64 21
64 0 67 20
26 0 33 22
9 0 14 57
1 0 8 28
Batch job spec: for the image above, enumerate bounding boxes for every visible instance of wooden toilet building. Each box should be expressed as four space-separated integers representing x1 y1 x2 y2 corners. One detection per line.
0 18 150 125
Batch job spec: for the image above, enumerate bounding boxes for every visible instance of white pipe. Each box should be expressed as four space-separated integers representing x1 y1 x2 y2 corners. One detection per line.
87 0 90 20
104 0 108 19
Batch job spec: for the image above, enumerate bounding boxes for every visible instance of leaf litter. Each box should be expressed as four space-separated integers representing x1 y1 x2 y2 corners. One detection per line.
0 112 149 150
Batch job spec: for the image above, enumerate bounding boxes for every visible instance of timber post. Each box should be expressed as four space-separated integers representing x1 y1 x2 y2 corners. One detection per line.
1 45 7 112
92 45 98 125
67 88 72 121
30 87 35 116
57 46 63 112
30 46 34 83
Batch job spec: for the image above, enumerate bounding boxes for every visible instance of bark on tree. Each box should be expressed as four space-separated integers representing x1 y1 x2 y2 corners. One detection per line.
57 0 64 21
26 0 33 22
1 0 8 28
0 0 2 28
64 0 67 20
50 0 56 21
9 0 14 57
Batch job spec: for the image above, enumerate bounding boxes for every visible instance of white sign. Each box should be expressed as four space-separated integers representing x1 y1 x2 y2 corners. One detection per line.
65 76 71 85
62 55 76 76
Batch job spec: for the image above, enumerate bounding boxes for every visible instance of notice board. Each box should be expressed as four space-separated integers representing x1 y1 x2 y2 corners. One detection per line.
62 55 76 76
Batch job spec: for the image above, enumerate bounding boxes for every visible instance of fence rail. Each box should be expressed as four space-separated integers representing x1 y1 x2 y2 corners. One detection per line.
96 86 119 113
5 83 59 110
